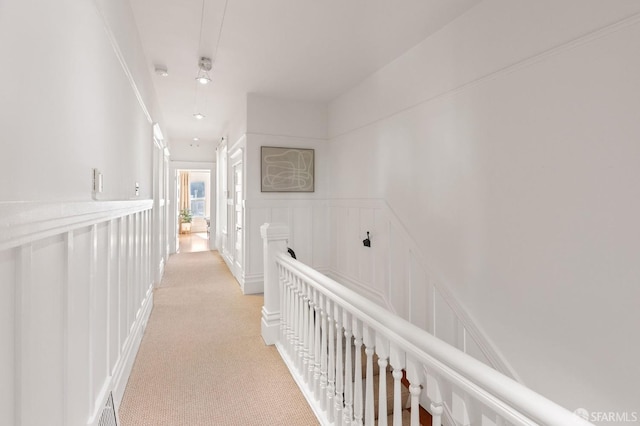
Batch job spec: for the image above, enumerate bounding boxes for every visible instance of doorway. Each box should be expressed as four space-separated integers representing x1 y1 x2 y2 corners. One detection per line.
177 169 212 253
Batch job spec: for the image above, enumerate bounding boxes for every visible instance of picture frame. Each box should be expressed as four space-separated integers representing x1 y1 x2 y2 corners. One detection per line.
261 146 315 192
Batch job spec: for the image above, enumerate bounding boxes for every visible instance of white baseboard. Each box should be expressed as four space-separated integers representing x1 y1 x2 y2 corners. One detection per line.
111 284 154 418
158 258 165 283
261 306 280 345
242 272 264 294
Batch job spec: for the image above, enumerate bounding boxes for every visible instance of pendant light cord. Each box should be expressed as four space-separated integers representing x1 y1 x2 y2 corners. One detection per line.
212 0 229 64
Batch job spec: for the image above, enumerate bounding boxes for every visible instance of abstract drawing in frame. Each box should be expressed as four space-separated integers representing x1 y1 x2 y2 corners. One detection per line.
261 146 315 192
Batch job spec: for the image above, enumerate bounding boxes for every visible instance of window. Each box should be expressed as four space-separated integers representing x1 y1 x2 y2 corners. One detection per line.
190 181 206 217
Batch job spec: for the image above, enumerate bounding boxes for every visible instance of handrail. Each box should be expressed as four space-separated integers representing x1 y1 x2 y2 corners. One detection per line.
275 251 592 426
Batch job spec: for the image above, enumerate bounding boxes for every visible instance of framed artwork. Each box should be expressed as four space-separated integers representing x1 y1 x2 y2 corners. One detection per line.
261 146 315 192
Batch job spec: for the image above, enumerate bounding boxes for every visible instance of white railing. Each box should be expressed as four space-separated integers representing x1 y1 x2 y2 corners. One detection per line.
261 223 594 426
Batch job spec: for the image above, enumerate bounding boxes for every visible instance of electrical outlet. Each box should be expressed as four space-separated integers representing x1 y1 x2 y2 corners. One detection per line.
135 182 140 196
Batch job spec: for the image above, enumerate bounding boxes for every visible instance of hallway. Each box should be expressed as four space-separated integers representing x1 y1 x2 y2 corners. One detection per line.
117 249 318 425
178 232 211 253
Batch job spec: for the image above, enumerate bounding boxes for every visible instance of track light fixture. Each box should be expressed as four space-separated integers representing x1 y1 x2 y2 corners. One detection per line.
195 57 212 85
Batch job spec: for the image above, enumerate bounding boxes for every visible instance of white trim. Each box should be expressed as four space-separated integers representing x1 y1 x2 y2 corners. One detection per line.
241 272 263 295
170 161 216 169
260 307 280 345
228 134 246 155
110 286 153 421
435 284 523 383
380 198 520 381
330 11 640 139
325 270 391 312
0 200 153 251
327 198 519 381
246 131 328 142
442 403 456 426
91 0 153 125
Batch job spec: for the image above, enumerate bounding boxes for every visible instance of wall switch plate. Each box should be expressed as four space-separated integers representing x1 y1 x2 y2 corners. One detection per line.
93 169 103 194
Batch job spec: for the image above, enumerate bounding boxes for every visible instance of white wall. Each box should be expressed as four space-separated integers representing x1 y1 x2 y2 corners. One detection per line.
169 140 217 163
239 95 330 293
327 0 640 418
0 0 161 202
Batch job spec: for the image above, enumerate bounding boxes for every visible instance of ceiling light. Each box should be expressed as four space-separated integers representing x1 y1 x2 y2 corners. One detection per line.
195 57 212 85
196 75 211 85
193 137 199 141
193 113 205 120
154 66 169 77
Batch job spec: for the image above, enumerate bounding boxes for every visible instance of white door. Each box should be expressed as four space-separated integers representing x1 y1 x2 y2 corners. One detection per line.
232 162 243 269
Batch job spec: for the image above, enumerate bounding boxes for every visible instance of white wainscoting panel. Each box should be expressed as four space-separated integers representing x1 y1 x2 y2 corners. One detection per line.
0 248 15 426
241 199 329 294
327 199 518 380
0 200 154 426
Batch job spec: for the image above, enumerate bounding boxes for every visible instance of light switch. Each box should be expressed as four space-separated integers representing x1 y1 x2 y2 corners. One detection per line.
93 169 103 194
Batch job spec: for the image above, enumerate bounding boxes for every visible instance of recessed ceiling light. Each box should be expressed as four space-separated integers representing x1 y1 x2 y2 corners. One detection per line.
154 66 168 77
193 137 199 141
193 113 205 120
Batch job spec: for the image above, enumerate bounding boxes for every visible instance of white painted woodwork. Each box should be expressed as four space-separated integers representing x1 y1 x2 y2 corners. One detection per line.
328 199 515 380
328 3 640 415
0 201 154 426
264 225 595 426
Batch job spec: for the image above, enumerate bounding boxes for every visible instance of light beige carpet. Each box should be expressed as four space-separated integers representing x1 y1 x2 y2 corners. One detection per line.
118 250 319 426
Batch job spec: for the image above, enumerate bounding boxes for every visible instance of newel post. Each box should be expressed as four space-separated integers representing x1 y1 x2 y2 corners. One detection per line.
260 223 289 345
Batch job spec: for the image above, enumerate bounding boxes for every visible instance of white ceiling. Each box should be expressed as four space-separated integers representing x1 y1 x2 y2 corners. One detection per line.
129 0 481 145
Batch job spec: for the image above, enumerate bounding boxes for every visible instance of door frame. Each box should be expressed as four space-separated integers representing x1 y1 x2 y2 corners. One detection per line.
228 147 244 281
168 161 216 254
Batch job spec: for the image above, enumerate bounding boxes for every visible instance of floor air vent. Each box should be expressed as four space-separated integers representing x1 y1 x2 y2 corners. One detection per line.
98 392 118 426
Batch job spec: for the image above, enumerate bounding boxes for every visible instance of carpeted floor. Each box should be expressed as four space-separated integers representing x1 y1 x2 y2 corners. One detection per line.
118 250 319 425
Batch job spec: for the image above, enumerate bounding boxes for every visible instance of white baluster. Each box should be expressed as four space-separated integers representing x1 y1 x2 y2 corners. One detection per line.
301 281 310 383
294 276 303 372
286 271 294 357
406 357 423 426
327 298 336 422
291 273 298 362
389 344 405 426
376 336 390 426
410 384 422 426
343 312 353 425
430 401 443 426
314 288 322 401
278 265 286 344
307 285 316 385
282 269 290 352
334 304 344 426
320 293 328 412
363 326 375 426
392 369 403 426
352 319 363 426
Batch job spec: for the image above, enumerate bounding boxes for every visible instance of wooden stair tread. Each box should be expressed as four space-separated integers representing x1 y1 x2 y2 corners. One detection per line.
372 370 410 418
